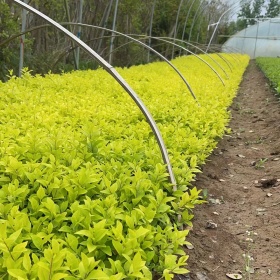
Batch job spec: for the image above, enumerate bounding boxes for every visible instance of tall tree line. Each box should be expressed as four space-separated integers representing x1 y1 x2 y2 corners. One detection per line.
237 0 280 29
0 0 232 81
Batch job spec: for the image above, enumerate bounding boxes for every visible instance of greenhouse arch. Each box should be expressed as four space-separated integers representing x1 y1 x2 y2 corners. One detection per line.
222 18 280 58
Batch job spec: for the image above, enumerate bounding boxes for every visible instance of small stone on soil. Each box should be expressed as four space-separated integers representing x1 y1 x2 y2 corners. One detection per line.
208 198 222 205
226 273 242 279
255 178 277 188
237 154 246 158
186 244 194 250
196 272 209 280
205 221 217 229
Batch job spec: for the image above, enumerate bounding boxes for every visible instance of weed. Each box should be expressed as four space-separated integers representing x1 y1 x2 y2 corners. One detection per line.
243 230 258 280
242 108 255 115
245 137 264 146
254 158 268 169
234 102 242 111
202 189 208 200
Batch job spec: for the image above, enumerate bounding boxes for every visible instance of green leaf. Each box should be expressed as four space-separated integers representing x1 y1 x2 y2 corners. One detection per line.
8 269 27 280
42 197 57 216
112 240 123 255
93 229 107 242
129 271 143 278
132 252 146 273
156 189 164 203
44 248 53 263
48 223 53 234
101 246 112 256
11 241 28 260
67 234 78 252
22 253 31 271
164 255 177 269
135 226 150 239
86 270 109 279
163 269 173 280
125 216 134 229
31 234 43 250
112 221 123 241
7 229 22 245
60 201 69 212
37 261 50 280
59 226 72 233
52 273 69 280
172 267 189 274
0 223 7 239
75 230 92 238
86 240 96 253
51 239 60 254
29 197 39 211
37 186 46 200
81 252 89 271
109 273 125 280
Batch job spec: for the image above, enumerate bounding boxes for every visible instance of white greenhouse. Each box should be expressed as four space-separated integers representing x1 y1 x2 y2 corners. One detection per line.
222 18 280 58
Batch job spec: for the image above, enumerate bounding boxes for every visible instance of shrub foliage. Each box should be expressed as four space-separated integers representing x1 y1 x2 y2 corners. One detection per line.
256 57 280 94
0 54 249 279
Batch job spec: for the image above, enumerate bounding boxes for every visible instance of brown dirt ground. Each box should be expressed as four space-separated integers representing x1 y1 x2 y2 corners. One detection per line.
186 60 280 280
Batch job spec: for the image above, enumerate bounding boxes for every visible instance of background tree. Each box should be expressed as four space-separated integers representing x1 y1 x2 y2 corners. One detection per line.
265 0 280 18
237 2 252 28
251 0 265 23
238 0 267 28
0 0 234 81
0 1 22 80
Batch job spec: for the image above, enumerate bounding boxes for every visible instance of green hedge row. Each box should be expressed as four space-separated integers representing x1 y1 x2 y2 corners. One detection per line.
0 54 249 279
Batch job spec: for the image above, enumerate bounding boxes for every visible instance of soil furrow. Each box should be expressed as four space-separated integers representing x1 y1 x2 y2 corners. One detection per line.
187 60 280 280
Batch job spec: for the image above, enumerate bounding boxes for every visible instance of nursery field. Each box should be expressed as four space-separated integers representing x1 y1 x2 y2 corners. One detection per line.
0 54 249 279
256 57 280 95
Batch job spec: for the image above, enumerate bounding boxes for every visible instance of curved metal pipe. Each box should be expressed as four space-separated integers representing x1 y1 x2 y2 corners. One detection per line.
183 40 234 72
181 0 197 44
158 36 231 78
192 42 239 70
188 0 207 42
12 0 178 187
206 1 249 52
64 23 198 102
132 35 226 84
52 39 167 70
0 24 235 75
90 33 227 83
2 21 198 102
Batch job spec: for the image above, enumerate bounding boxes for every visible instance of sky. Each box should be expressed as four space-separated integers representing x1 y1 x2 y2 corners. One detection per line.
222 0 270 21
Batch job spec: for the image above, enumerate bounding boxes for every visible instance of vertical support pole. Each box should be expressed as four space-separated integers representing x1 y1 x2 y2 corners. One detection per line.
147 0 156 63
64 0 78 69
19 0 28 77
109 0 119 65
180 0 196 56
241 26 247 54
97 0 114 54
76 0 84 68
172 0 184 59
253 20 260 59
188 0 204 43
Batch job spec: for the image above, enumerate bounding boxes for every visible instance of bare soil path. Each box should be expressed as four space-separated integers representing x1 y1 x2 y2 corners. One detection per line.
187 60 280 280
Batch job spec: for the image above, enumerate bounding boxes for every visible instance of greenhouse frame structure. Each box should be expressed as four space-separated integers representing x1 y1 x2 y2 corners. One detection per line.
222 18 280 58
